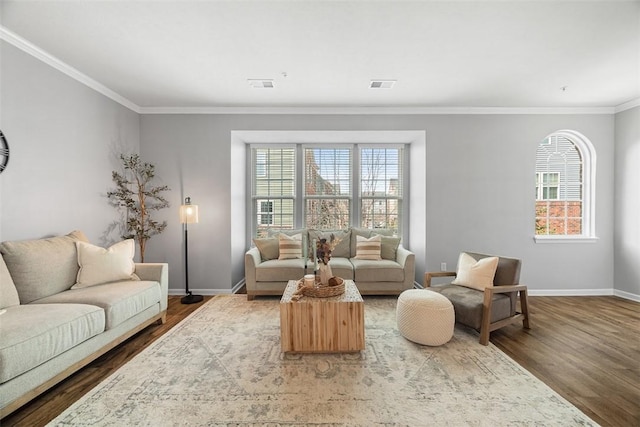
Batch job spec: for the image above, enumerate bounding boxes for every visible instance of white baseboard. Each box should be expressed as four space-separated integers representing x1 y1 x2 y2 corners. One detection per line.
232 278 246 294
524 288 640 302
528 288 614 297
613 289 640 302
168 288 235 296
169 279 247 297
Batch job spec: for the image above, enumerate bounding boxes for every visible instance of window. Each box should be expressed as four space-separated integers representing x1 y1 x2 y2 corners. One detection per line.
536 172 559 200
534 131 596 241
360 147 402 231
251 147 295 237
304 147 352 229
251 144 406 237
257 200 273 225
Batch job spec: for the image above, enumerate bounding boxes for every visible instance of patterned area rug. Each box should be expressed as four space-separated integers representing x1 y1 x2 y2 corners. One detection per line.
50 295 597 426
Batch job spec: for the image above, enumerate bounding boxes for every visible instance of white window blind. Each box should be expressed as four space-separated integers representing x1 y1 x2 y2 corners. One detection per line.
303 147 352 229
360 147 403 234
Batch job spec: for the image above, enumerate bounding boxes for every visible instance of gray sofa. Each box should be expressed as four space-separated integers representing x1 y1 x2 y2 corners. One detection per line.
0 231 169 417
245 228 415 300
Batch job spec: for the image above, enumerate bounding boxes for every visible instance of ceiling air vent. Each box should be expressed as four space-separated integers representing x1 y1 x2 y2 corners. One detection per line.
369 80 396 89
248 79 275 88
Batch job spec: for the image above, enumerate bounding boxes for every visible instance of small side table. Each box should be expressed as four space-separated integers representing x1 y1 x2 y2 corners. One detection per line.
280 279 365 353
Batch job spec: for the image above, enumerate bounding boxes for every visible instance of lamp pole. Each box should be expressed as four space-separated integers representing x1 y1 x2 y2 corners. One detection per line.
181 197 203 304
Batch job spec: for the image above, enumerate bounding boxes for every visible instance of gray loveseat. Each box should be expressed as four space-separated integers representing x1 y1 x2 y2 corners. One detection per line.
245 228 415 300
0 231 168 417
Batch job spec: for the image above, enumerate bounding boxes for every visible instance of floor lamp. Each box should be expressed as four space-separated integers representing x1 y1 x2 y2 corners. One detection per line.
179 197 203 304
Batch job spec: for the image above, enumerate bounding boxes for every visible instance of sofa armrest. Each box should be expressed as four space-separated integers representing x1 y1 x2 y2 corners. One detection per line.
135 263 169 312
397 246 416 288
246 247 262 267
244 247 262 294
396 245 412 267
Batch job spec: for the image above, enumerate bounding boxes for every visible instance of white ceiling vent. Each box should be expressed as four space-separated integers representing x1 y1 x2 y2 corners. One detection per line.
248 79 275 88
369 80 396 89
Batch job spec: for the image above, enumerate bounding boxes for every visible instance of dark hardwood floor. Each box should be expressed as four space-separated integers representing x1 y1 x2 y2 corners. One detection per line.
3 295 639 427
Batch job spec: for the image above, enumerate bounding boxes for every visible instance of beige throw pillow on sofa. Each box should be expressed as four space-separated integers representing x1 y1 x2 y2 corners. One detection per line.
355 235 382 260
452 252 499 290
252 237 279 261
278 233 302 260
73 239 138 289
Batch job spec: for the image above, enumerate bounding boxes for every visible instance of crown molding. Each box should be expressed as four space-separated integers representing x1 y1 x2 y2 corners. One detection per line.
0 25 140 113
614 98 640 113
138 105 615 115
2 25 630 117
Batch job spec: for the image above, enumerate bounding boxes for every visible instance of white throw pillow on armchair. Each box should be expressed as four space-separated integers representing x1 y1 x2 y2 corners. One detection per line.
451 252 499 290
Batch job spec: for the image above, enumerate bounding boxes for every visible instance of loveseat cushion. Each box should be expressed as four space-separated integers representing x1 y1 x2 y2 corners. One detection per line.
255 258 306 282
0 256 19 309
32 280 161 330
0 303 105 383
0 231 89 304
351 259 405 282
322 257 354 280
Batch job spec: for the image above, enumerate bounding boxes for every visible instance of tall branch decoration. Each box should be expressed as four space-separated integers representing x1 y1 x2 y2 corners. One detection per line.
107 154 170 262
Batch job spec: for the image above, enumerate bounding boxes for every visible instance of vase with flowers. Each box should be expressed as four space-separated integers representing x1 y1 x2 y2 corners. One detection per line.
315 234 341 285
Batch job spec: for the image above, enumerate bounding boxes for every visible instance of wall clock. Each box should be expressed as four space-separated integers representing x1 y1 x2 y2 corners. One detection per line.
0 130 9 173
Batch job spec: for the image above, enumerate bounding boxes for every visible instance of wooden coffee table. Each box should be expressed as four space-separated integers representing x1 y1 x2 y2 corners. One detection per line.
280 279 365 353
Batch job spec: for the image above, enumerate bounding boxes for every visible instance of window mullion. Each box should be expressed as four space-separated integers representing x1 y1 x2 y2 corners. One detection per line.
352 144 360 228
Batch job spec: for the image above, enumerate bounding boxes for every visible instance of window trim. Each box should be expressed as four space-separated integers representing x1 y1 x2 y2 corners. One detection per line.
534 129 597 243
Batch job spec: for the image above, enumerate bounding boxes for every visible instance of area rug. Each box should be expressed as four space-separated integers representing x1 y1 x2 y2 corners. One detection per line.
49 295 597 426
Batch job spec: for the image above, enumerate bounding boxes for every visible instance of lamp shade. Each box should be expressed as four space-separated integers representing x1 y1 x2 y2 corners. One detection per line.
179 197 199 224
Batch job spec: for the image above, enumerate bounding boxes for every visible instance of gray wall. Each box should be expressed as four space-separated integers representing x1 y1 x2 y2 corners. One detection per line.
614 106 640 297
0 42 140 244
2 40 629 298
140 113 617 296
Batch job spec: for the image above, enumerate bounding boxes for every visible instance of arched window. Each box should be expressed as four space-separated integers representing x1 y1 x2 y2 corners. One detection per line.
535 130 596 242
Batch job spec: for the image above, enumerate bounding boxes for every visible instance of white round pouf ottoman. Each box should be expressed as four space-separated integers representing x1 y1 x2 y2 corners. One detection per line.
396 289 455 346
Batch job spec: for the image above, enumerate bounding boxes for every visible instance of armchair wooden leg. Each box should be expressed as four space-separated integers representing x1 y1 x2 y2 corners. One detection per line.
479 289 493 346
520 289 531 329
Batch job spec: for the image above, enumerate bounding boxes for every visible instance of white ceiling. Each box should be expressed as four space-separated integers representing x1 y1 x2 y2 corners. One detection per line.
1 0 639 112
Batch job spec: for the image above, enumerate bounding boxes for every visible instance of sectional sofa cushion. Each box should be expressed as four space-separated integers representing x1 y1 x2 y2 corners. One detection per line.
322 256 354 280
351 258 405 282
33 280 161 330
0 230 89 304
0 257 19 309
0 303 105 383
73 240 138 289
255 258 306 282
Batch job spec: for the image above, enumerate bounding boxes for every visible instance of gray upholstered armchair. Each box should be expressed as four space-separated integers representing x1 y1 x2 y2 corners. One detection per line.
425 252 530 345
